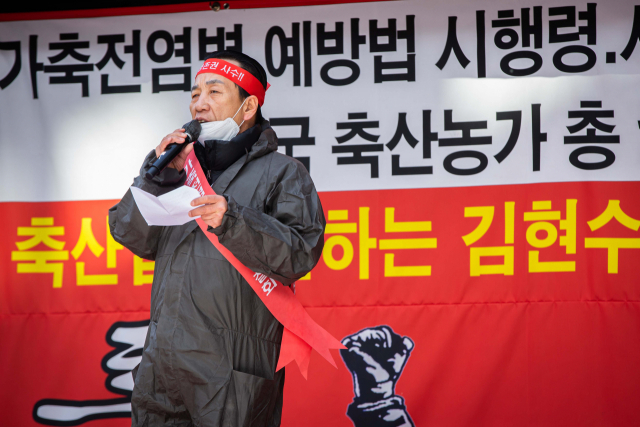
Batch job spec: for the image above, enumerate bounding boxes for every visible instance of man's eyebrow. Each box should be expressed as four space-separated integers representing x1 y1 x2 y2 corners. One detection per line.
191 79 224 92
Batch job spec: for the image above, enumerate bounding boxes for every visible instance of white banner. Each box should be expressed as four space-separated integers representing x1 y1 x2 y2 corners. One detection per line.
1 0 639 201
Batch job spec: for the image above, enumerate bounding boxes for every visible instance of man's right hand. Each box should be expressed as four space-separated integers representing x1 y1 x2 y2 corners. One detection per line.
154 128 194 172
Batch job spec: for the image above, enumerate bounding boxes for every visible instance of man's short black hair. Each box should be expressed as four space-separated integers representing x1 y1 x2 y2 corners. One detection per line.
204 50 267 124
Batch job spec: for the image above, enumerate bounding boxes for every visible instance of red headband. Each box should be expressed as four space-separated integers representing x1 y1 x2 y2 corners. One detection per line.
196 58 270 106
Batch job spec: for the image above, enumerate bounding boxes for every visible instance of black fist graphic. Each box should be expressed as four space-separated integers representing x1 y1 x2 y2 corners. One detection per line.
340 326 415 427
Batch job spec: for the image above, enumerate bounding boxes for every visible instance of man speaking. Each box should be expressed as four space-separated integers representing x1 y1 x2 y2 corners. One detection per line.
109 51 326 427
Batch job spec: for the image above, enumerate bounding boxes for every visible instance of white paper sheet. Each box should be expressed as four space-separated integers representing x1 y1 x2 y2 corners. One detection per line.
130 186 203 226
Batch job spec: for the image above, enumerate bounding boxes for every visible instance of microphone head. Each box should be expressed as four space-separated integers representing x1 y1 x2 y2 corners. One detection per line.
183 119 202 142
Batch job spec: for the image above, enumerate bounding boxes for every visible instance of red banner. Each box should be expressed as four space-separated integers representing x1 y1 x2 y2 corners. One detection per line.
3 181 640 426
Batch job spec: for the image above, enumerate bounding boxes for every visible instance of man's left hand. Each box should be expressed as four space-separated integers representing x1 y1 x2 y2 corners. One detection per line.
189 195 228 228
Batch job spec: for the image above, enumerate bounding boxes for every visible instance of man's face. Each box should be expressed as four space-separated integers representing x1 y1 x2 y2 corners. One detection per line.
189 60 244 125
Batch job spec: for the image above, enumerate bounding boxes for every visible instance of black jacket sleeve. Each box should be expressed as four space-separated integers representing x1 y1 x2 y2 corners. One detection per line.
108 150 187 260
209 160 326 285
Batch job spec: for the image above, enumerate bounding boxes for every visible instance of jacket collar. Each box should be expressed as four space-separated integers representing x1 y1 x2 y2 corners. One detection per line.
211 119 278 195
245 119 278 162
194 123 260 183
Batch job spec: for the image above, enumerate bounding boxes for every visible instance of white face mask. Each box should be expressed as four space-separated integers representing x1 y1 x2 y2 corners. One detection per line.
197 98 247 144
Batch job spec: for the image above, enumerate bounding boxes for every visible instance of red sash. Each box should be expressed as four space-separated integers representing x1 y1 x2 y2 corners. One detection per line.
183 150 344 379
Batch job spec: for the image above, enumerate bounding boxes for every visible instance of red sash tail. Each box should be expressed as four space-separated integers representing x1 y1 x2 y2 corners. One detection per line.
183 150 345 379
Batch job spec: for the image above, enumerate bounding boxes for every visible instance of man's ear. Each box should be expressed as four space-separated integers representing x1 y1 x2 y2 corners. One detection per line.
242 95 259 121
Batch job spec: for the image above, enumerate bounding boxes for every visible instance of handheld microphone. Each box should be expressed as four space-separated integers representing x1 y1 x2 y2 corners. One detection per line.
145 120 202 180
